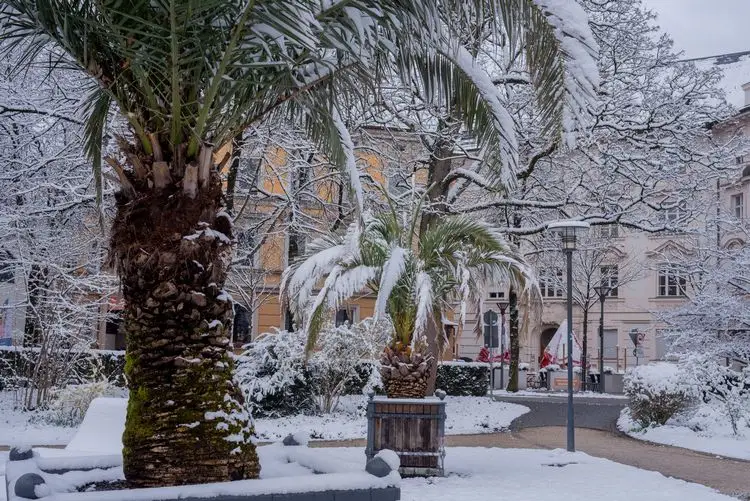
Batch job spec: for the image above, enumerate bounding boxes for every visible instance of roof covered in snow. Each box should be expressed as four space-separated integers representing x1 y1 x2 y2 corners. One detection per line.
689 50 750 110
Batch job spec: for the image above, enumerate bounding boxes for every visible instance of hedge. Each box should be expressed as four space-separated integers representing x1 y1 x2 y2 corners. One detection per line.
435 362 490 397
0 348 490 413
0 346 126 391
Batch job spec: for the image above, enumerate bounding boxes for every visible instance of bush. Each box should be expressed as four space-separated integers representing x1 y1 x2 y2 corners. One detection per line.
235 320 387 417
678 356 750 435
624 362 694 427
435 362 489 397
43 381 127 427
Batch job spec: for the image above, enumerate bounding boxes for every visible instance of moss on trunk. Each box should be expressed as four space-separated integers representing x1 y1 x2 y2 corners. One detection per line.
111 147 258 488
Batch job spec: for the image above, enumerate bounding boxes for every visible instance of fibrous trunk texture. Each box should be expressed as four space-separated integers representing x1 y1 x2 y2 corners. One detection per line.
380 344 434 398
111 144 258 488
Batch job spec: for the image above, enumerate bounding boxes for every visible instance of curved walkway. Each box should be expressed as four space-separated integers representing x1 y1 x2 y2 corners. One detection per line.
494 394 628 432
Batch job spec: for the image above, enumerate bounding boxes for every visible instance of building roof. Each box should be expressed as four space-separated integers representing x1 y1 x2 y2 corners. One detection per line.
687 50 750 110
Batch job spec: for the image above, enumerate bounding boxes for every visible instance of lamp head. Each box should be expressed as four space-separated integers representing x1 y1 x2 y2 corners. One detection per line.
548 220 590 251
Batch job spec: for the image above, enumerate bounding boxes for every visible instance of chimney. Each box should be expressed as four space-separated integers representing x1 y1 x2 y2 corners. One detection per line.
744 82 750 108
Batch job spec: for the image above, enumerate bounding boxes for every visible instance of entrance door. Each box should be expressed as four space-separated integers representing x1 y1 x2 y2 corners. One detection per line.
539 326 557 359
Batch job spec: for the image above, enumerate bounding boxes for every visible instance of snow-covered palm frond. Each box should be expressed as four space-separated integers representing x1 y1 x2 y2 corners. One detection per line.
414 270 434 340
374 246 408 321
1 0 598 209
283 196 537 353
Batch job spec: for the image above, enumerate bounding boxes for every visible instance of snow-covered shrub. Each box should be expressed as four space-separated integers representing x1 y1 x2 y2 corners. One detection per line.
678 356 750 435
44 381 126 426
624 362 694 427
234 329 312 417
435 362 489 396
307 319 387 413
235 318 388 416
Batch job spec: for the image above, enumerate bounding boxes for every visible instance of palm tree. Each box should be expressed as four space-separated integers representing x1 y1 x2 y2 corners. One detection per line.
0 0 597 487
282 203 537 397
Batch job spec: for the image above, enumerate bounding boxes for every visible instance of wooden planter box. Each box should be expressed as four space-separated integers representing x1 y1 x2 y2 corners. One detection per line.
366 395 446 477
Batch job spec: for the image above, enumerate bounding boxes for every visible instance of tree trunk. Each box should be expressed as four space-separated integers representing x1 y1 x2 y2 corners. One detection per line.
111 143 258 488
581 307 589 389
225 133 244 215
421 131 456 396
506 287 520 392
506 213 522 392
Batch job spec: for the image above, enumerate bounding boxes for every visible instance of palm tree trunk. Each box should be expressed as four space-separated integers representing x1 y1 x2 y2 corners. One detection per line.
111 145 258 488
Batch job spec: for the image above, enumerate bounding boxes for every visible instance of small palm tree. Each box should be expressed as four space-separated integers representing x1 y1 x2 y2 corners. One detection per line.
1 0 596 487
282 203 537 397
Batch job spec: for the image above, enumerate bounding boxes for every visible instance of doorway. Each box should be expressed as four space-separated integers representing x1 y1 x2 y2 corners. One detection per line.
539 326 558 358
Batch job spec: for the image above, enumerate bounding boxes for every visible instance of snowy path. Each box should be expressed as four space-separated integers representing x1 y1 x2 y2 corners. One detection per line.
318 447 736 501
307 427 750 498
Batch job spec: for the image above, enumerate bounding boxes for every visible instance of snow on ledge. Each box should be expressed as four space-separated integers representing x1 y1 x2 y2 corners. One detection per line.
41 472 399 501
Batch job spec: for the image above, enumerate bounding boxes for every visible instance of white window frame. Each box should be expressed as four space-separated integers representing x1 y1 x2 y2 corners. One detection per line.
600 265 619 297
539 268 564 298
334 305 360 326
598 224 619 239
731 193 744 219
657 264 687 297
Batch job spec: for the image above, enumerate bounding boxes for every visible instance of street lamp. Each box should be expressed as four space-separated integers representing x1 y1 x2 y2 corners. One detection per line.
548 220 589 453
593 284 612 394
496 298 509 390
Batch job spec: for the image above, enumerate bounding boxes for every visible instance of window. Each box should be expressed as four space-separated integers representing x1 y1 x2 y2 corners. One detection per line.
598 224 619 239
736 155 745 165
731 193 744 219
235 230 257 267
0 250 15 283
334 305 359 326
488 291 506 300
233 304 252 345
657 265 687 297
387 166 413 197
603 329 618 359
287 231 305 263
238 157 262 193
599 265 619 297
284 307 295 332
539 268 564 298
658 201 687 226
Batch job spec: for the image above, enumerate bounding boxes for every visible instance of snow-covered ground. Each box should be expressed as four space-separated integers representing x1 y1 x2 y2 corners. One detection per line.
255 395 529 441
2 446 733 501
618 407 750 461
0 392 76 447
318 447 732 501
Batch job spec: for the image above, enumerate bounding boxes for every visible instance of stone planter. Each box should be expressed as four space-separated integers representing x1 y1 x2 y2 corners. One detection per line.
366 393 446 477
491 368 528 390
603 373 625 394
546 370 582 391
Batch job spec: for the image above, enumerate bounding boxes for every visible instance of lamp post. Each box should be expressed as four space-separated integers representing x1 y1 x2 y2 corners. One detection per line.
497 299 509 390
593 284 612 393
548 220 589 453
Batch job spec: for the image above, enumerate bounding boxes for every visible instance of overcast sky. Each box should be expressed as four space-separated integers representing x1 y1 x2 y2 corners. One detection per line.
640 0 750 59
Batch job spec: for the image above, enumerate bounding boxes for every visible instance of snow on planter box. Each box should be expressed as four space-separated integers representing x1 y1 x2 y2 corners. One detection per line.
5 443 400 501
